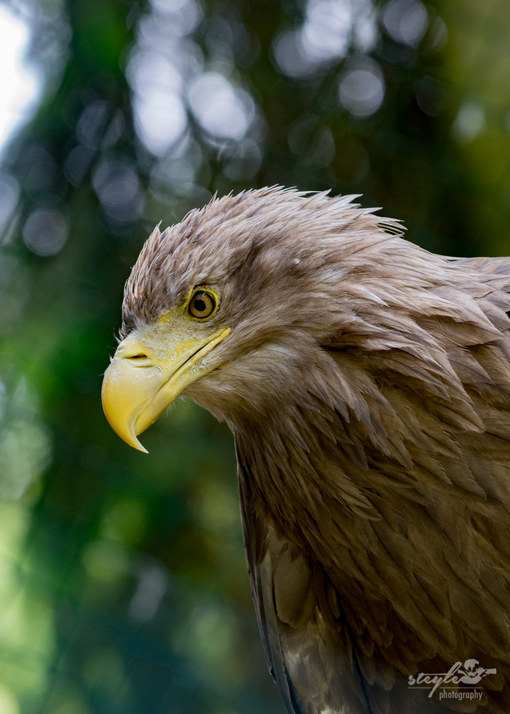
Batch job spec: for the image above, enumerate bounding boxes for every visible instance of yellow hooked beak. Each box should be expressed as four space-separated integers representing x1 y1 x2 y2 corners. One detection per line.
101 325 231 453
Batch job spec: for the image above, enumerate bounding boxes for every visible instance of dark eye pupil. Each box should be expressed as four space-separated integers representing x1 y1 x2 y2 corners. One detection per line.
188 290 216 319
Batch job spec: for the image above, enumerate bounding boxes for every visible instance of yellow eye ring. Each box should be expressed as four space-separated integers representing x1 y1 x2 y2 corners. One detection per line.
187 288 219 320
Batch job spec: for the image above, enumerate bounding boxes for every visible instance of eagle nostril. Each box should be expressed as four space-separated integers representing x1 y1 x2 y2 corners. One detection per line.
129 353 148 360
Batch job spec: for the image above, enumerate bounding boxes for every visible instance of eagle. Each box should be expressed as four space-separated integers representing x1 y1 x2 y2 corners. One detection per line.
102 187 510 714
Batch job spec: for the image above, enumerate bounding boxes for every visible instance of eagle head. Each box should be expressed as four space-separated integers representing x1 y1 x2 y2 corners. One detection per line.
102 187 403 450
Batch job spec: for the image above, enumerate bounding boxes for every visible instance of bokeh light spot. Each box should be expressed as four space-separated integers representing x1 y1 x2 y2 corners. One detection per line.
382 0 428 47
301 0 353 63
136 89 187 156
128 49 188 155
22 207 68 257
0 6 40 156
273 0 376 78
63 145 95 187
150 0 203 36
338 58 385 117
452 102 486 143
272 30 315 79
92 159 143 223
187 72 254 141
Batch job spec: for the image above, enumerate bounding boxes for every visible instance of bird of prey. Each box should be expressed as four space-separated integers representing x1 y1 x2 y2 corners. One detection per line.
102 187 510 714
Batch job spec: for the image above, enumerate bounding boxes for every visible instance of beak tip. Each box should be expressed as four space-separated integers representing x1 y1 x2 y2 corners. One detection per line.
102 359 151 454
134 440 149 455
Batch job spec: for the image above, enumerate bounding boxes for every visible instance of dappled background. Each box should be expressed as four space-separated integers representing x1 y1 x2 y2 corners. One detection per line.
0 0 510 712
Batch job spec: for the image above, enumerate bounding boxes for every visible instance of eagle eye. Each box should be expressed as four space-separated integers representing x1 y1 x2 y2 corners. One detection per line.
187 289 218 320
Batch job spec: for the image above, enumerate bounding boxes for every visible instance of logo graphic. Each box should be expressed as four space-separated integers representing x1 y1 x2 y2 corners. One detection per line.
408 659 497 703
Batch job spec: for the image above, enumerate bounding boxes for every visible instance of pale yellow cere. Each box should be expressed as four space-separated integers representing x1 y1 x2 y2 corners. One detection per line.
102 310 231 453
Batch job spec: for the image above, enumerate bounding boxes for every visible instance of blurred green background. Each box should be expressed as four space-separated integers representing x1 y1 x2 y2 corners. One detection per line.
0 0 509 712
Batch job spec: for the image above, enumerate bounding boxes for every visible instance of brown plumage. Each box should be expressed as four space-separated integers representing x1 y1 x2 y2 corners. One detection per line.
103 187 510 713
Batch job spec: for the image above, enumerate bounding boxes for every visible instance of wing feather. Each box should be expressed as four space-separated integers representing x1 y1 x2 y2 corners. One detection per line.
238 454 373 714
